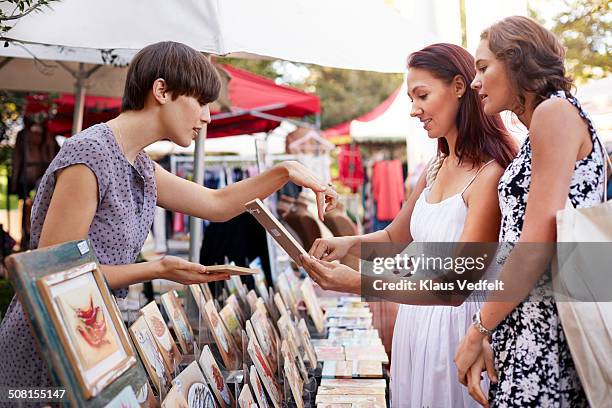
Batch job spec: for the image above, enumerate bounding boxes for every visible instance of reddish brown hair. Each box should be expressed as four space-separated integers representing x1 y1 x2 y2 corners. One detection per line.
122 41 221 111
407 43 517 168
481 16 572 113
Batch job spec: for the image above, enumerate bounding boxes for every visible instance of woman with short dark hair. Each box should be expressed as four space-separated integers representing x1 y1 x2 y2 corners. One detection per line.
0 41 337 390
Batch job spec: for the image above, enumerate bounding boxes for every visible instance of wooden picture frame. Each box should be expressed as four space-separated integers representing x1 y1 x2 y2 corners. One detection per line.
129 316 171 394
202 299 240 370
198 345 235 408
281 340 304 408
238 383 257 408
219 303 243 350
6 240 149 407
161 290 195 354
171 361 216 407
297 318 318 368
205 265 259 276
247 338 281 408
249 365 272 408
300 277 325 334
141 301 182 374
245 198 308 265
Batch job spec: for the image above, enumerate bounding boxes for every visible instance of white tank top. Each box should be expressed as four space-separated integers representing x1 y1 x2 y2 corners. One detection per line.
410 160 494 242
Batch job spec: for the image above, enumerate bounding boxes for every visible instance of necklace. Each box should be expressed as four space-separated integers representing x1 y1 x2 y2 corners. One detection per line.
113 122 127 157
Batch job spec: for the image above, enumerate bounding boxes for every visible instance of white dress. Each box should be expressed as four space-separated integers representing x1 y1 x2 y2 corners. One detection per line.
390 167 492 408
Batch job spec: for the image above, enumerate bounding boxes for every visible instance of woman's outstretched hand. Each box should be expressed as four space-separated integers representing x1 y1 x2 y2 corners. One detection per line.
299 254 361 294
157 255 229 285
281 161 338 221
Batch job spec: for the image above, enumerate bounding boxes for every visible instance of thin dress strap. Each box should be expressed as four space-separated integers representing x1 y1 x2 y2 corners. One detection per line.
460 159 495 195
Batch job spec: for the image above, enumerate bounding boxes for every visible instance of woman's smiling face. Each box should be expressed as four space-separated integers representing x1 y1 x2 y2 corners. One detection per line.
407 67 463 139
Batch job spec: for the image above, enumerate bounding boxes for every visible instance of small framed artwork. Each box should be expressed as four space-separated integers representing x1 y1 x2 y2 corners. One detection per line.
273 293 289 317
300 278 325 334
226 294 246 327
141 301 182 374
238 384 257 408
297 318 318 367
275 273 299 317
247 338 281 408
129 316 171 394
202 299 240 370
200 283 214 302
6 240 149 406
172 361 216 408
249 365 272 408
246 290 258 315
250 309 278 373
198 345 235 408
161 290 195 354
277 318 308 381
161 385 189 408
245 320 272 373
219 303 243 350
189 284 207 311
281 340 304 408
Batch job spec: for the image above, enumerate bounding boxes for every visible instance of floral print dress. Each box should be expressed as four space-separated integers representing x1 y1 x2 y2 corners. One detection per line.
491 91 605 407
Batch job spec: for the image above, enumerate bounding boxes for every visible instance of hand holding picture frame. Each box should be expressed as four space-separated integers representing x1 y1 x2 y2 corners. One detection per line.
6 240 149 406
245 198 308 266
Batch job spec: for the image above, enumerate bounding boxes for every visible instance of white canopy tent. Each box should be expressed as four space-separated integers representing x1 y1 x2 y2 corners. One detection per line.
1 0 433 73
349 80 436 172
0 0 436 260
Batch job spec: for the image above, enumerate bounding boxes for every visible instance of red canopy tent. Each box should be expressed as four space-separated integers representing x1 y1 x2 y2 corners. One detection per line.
24 64 320 138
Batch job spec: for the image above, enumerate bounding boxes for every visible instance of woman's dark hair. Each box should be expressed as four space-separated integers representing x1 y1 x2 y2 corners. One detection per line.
122 41 221 111
481 16 572 113
407 43 517 168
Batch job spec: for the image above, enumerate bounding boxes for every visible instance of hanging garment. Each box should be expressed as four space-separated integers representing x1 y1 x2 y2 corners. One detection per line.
372 160 405 221
338 144 364 192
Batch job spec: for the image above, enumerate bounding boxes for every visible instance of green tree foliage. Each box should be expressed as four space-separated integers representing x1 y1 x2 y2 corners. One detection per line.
549 0 611 82
215 57 403 129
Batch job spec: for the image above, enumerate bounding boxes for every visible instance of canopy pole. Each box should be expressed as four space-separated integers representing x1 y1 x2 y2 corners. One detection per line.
188 126 207 262
72 63 86 135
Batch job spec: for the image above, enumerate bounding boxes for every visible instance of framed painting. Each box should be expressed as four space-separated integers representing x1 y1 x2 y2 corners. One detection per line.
172 361 216 408
250 309 278 373
161 290 195 354
297 318 318 368
161 385 189 408
219 303 243 350
249 365 271 408
300 278 325 334
245 198 308 266
202 299 240 370
226 294 246 327
238 384 257 408
198 345 235 408
141 301 182 373
129 316 171 394
6 240 149 407
247 338 281 408
281 340 304 408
